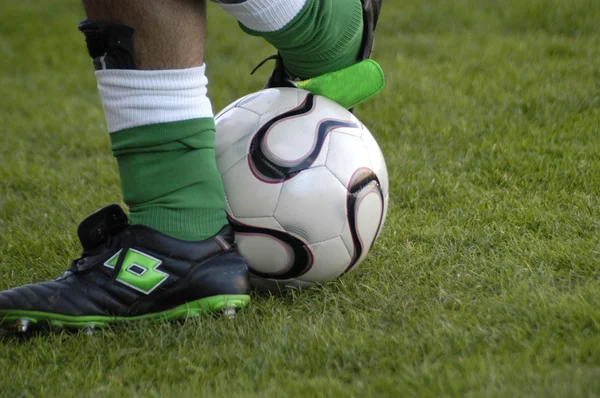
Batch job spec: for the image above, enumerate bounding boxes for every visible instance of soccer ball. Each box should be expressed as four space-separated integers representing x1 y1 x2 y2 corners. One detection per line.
214 88 389 289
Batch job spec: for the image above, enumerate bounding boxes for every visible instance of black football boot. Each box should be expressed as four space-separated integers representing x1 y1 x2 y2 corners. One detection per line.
259 0 384 88
0 205 250 333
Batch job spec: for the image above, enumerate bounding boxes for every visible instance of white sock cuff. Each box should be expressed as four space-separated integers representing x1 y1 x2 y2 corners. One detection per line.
96 65 214 133
216 0 307 32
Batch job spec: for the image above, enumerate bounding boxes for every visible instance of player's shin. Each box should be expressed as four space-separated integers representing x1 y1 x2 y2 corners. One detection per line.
79 2 227 241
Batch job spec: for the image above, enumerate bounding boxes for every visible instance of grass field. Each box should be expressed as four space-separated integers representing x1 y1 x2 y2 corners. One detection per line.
1 0 600 396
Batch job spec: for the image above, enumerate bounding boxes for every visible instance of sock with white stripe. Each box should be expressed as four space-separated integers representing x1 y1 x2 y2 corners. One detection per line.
215 0 364 80
97 65 228 241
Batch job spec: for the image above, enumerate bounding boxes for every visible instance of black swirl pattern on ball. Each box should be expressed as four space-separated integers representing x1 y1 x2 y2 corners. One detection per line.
249 94 360 182
228 218 313 280
344 169 385 273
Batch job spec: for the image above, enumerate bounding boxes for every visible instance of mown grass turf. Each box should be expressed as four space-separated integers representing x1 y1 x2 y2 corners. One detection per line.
1 0 599 396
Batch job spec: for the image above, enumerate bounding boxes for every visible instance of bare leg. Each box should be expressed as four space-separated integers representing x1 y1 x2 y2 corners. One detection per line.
83 0 207 69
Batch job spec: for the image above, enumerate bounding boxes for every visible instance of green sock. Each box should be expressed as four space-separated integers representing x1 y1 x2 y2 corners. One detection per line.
241 0 364 80
110 118 227 241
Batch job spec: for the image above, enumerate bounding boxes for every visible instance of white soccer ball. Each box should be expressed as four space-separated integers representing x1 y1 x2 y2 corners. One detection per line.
215 88 389 289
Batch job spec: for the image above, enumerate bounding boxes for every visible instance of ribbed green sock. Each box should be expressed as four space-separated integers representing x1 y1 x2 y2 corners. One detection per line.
110 118 227 241
241 0 364 80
